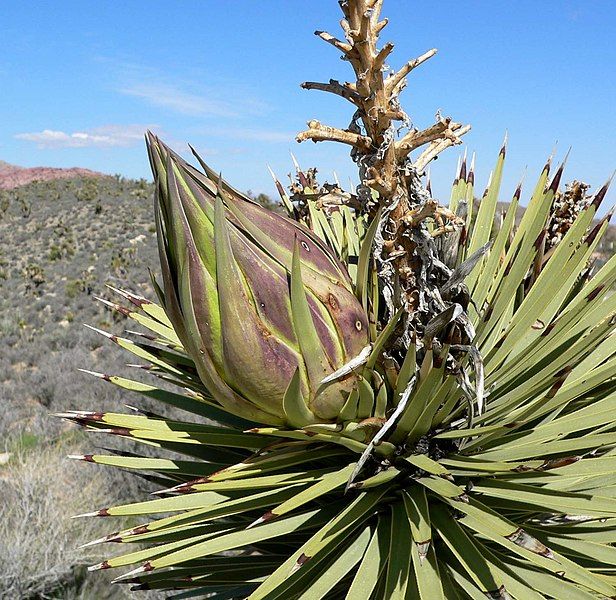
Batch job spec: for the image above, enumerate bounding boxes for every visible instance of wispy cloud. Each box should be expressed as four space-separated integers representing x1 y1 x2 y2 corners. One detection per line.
15 124 156 149
199 126 294 144
119 83 241 118
106 58 269 119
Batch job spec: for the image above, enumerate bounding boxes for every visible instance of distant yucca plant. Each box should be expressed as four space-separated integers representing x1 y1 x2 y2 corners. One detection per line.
61 1 616 598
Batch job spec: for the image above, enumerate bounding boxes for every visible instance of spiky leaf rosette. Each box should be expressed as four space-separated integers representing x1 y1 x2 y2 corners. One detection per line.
63 139 616 598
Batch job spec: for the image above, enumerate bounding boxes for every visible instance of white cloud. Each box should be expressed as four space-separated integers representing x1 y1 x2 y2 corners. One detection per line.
197 126 293 144
15 124 156 149
119 83 241 118
107 58 269 119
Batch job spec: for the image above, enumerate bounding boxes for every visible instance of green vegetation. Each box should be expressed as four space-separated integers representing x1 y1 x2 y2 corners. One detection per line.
4 1 614 598
67 137 616 598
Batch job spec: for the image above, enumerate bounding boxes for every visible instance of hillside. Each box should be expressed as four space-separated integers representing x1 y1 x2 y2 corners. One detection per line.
0 159 102 189
0 174 159 599
0 174 159 430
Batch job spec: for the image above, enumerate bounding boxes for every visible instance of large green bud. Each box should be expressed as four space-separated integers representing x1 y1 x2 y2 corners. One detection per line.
146 134 369 427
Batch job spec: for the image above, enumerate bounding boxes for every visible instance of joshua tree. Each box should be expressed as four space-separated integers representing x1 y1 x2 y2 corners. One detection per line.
61 1 616 598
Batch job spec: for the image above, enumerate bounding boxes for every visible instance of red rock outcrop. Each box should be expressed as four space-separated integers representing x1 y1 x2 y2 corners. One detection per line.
0 160 103 190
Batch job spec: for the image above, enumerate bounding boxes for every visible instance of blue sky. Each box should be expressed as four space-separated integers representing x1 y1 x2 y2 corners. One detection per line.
2 1 614 212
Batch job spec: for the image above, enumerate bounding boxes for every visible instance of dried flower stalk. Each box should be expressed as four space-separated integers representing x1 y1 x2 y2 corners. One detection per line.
297 0 471 347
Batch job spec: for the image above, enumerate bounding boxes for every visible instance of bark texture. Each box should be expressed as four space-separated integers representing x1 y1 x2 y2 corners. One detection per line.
297 0 472 349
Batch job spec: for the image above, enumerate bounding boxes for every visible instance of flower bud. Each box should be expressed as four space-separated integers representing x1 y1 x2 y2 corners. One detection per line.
147 134 368 425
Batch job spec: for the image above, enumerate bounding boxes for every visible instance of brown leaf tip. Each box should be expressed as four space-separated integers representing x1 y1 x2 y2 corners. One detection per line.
586 284 605 302
512 185 522 203
584 220 604 246
487 585 510 599
86 412 105 421
541 321 557 337
261 511 276 523
539 456 580 471
548 163 565 193
506 528 554 559
546 371 571 398
275 180 286 196
483 305 494 322
554 365 573 378
416 540 430 564
592 180 611 209
131 525 150 536
119 289 149 308
107 427 132 436
459 166 467 185
453 493 470 503
297 553 310 568
512 464 532 473
110 304 131 317
533 229 547 250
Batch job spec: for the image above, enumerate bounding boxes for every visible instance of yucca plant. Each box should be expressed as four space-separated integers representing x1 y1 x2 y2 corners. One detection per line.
61 1 616 597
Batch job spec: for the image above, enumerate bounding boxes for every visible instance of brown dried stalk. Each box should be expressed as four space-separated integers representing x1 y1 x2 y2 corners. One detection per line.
296 0 469 207
296 120 372 151
296 0 471 345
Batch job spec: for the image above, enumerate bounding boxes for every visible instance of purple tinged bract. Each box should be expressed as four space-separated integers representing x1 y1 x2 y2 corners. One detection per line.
147 133 369 425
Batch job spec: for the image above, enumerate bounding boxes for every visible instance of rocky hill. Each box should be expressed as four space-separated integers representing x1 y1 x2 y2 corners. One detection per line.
0 159 102 189
0 173 163 451
0 173 160 598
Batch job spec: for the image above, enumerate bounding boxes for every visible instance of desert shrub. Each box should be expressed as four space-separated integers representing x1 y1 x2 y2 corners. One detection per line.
23 262 45 286
19 196 31 218
48 244 63 261
74 180 99 203
65 279 83 299
0 438 148 599
0 192 10 216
